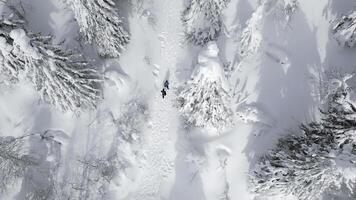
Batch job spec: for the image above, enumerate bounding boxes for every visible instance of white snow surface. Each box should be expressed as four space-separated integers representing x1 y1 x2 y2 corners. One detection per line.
1 0 356 200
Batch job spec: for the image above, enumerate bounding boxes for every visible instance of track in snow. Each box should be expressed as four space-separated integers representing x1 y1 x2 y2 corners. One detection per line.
131 0 183 199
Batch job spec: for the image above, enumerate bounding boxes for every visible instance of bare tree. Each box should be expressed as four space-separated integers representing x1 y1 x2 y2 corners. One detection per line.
15 130 65 200
58 99 148 200
0 135 36 192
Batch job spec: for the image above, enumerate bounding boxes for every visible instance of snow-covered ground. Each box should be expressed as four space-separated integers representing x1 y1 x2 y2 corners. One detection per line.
128 2 183 196
1 0 356 199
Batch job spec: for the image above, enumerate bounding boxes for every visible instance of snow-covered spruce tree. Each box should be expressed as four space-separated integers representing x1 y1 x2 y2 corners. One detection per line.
182 0 230 46
178 42 233 132
64 0 130 58
333 10 356 48
282 0 298 17
0 14 101 111
250 75 356 200
0 135 36 192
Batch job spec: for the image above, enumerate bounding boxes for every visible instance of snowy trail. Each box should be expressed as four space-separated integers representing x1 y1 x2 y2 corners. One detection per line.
131 0 183 199
133 93 178 200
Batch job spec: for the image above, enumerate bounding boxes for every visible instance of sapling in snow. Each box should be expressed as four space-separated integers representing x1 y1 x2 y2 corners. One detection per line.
63 0 130 58
178 42 234 132
0 13 102 112
250 75 356 200
182 0 230 46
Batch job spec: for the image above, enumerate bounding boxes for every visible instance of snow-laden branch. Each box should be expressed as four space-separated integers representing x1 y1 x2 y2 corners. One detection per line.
0 14 102 112
64 0 130 58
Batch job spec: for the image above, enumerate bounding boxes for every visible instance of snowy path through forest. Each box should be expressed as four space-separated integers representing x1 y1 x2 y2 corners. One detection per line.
131 0 183 199
132 91 178 200
3 0 356 199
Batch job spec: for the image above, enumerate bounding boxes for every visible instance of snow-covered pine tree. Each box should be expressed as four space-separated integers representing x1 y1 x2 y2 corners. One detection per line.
0 135 36 192
64 0 130 58
182 0 230 46
250 75 356 200
0 13 102 111
333 10 356 48
178 42 234 132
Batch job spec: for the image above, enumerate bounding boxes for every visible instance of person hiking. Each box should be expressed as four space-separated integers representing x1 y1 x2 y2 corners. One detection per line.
161 88 167 99
164 80 169 90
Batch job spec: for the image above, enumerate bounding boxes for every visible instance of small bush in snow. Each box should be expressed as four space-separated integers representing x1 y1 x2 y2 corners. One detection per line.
64 0 130 58
250 75 356 200
0 15 102 112
333 10 356 48
178 42 234 132
182 0 230 46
